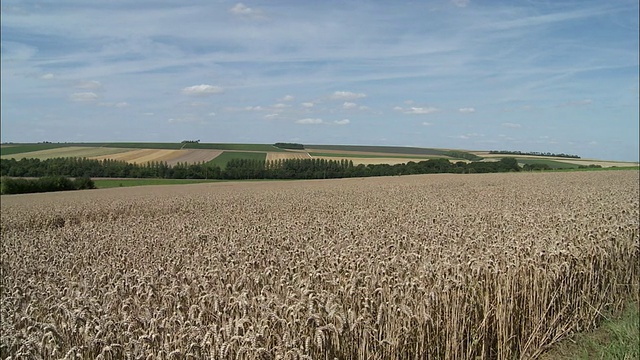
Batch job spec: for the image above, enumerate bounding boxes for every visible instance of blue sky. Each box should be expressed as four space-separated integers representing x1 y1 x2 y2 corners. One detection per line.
1 0 638 161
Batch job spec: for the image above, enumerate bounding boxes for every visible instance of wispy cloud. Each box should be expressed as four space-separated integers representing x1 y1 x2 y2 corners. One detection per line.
334 119 350 125
556 99 593 107
75 80 102 90
404 107 439 115
502 122 522 128
182 84 224 96
451 0 470 8
330 91 366 101
343 102 357 109
70 92 99 102
459 107 476 113
296 118 323 125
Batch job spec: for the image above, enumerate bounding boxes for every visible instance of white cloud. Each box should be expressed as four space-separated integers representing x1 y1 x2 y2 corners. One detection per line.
230 3 253 15
41 73 54 80
115 102 129 108
343 102 357 109
459 107 476 113
70 92 99 102
296 118 324 125
301 102 314 108
264 113 279 119
75 80 102 90
405 107 438 114
272 103 289 109
245 105 263 111
422 122 433 126
182 84 224 96
334 119 350 125
502 122 522 128
229 3 264 18
393 106 403 111
208 112 217 116
330 91 366 101
279 95 295 102
144 112 154 116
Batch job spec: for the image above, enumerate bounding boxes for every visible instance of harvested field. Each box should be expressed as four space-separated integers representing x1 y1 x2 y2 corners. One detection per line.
473 152 639 168
306 148 448 158
547 159 640 168
266 151 311 161
1 171 638 359
0 146 131 160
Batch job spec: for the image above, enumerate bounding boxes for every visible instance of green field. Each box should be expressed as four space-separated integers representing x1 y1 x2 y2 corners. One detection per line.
1 142 290 154
93 178 224 189
0 144 71 156
183 143 287 152
206 151 267 169
517 158 579 169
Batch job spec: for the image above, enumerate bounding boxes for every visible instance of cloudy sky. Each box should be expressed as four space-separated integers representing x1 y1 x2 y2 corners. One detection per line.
1 0 638 161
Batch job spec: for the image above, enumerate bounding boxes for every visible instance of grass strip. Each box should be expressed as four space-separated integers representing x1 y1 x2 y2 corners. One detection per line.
206 151 266 169
93 178 224 189
309 152 435 159
539 302 639 359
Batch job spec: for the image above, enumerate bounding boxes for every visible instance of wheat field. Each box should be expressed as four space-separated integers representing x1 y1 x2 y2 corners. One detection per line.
1 171 638 359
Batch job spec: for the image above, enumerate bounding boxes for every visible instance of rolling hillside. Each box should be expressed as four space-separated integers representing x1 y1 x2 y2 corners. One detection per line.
1 142 637 168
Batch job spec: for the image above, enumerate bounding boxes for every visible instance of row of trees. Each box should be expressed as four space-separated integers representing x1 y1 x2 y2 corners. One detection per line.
0 176 95 195
1 157 525 181
274 142 305 150
489 150 580 159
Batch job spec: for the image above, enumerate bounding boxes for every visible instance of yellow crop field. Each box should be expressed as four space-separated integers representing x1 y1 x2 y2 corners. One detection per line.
266 151 311 161
0 146 132 160
1 171 638 359
90 149 222 165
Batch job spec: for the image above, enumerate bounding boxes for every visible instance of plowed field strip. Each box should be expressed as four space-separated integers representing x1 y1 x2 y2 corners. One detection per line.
164 150 223 166
91 149 183 164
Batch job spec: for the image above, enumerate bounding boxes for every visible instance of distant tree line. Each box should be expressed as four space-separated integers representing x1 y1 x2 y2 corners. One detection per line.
1 176 95 195
181 140 200 144
1 157 527 181
274 142 305 150
489 150 580 159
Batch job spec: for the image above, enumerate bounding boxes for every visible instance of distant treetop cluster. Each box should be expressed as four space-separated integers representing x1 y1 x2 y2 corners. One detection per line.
489 150 580 159
181 140 200 144
274 142 305 150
